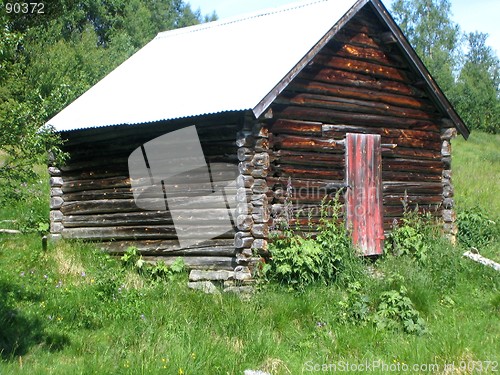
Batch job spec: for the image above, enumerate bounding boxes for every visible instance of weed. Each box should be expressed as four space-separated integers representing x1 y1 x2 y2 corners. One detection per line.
372 286 427 336
457 206 498 248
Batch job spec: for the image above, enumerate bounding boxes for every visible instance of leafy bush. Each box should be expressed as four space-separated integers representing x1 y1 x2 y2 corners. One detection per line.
372 286 427 335
386 208 435 262
263 197 363 290
121 247 186 282
457 207 498 248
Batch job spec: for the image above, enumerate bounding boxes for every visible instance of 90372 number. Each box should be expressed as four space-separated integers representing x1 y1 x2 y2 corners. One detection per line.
5 2 45 14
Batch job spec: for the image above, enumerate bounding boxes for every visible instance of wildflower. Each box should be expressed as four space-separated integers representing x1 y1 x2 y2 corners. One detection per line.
140 314 146 320
178 368 184 375
90 278 95 284
30 269 35 274
20 271 25 277
43 274 48 279
81 271 86 277
55 280 62 288
191 352 196 360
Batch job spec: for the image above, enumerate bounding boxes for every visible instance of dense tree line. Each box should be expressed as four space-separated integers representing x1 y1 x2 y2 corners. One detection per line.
0 0 498 201
0 0 215 201
392 0 500 134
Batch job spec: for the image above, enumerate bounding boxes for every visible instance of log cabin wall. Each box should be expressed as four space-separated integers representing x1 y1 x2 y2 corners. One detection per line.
264 4 456 236
49 113 244 270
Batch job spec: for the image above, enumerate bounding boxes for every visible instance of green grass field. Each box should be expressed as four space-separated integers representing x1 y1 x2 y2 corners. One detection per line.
0 131 498 374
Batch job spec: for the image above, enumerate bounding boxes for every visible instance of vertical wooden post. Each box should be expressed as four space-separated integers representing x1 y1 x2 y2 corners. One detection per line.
345 133 384 256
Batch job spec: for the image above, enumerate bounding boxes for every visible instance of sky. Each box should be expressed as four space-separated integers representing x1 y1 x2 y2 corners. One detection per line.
186 0 500 56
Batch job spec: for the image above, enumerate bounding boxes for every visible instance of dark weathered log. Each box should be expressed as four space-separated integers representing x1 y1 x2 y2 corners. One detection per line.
236 215 253 231
272 104 440 132
102 239 235 256
141 256 238 271
287 79 437 114
61 195 240 215
63 211 172 227
272 134 344 153
383 159 443 174
321 124 440 141
301 67 424 99
63 176 130 193
326 42 404 69
62 225 234 240
270 119 323 136
383 194 442 206
313 54 409 82
271 149 345 166
234 231 253 248
382 171 442 182
273 165 344 180
383 181 443 194
382 147 441 160
275 92 438 123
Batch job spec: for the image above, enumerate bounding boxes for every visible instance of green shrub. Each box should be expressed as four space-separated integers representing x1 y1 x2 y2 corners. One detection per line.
263 197 363 290
372 286 427 335
386 208 435 262
457 206 498 248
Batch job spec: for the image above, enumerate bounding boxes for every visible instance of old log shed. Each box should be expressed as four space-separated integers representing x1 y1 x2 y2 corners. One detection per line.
46 0 469 273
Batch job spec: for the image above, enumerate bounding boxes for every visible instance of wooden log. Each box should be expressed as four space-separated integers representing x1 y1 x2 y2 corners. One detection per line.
237 147 253 161
271 149 344 166
236 215 253 231
50 197 64 210
252 153 270 170
272 134 344 153
141 256 237 271
238 161 254 175
252 179 269 194
270 119 323 136
442 209 456 223
236 188 252 203
50 177 63 188
62 225 234 241
326 42 404 68
382 171 442 182
441 140 451 157
48 167 61 176
50 210 64 223
51 188 63 197
383 181 442 194
287 78 437 113
251 169 268 178
301 67 423 98
103 239 235 256
275 92 438 121
272 104 440 132
255 138 269 152
237 175 254 189
61 194 240 215
0 229 22 234
234 231 253 248
313 54 409 82
251 224 269 239
63 211 172 227
273 165 344 180
322 124 440 141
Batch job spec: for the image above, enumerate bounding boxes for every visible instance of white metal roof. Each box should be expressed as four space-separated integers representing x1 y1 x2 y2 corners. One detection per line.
47 0 359 131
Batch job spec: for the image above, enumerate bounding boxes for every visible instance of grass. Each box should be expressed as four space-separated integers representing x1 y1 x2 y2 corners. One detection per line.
0 131 498 374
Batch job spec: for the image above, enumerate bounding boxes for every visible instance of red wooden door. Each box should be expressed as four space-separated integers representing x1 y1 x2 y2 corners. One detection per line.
345 133 384 256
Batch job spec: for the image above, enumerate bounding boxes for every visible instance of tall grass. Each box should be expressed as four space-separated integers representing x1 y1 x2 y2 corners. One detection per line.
0 131 498 374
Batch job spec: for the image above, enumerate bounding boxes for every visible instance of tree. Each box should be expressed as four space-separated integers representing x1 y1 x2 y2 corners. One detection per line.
391 0 500 134
391 0 461 95
0 0 213 202
453 32 500 133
